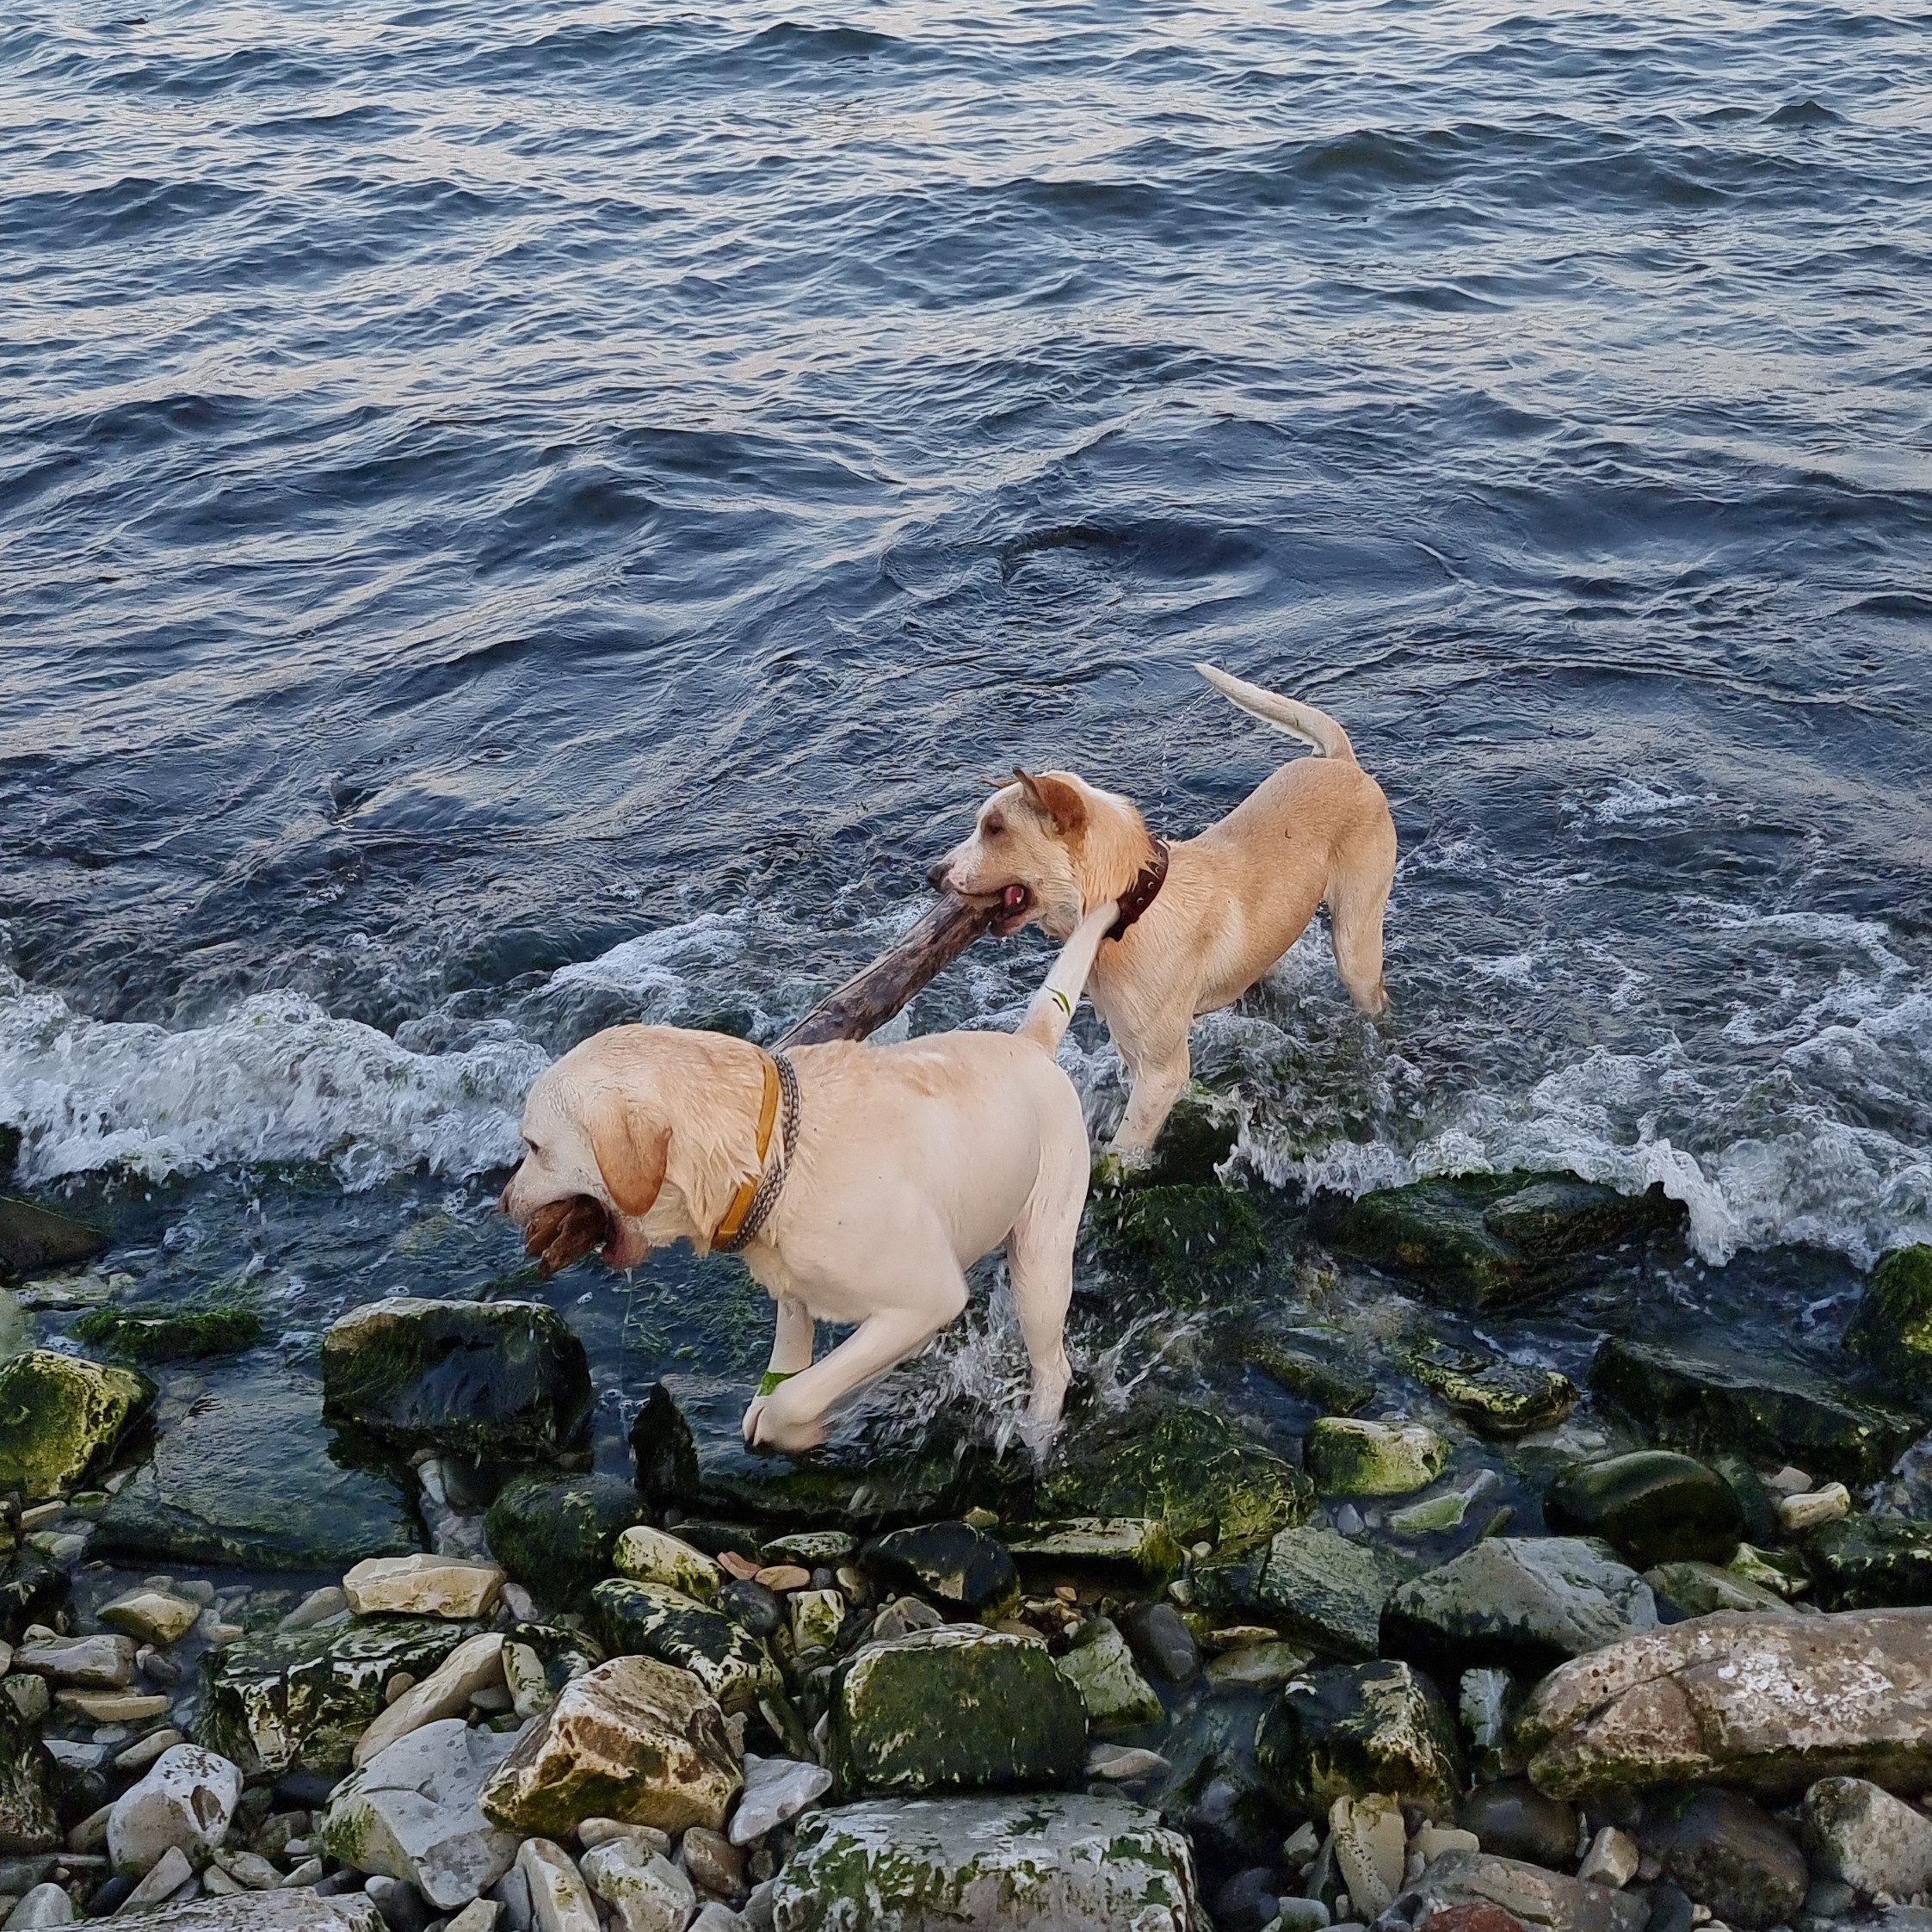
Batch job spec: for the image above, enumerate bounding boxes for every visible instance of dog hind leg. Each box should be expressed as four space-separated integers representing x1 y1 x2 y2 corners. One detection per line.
1328 847 1394 1015
1005 1127 1088 1454
1110 1032 1192 1157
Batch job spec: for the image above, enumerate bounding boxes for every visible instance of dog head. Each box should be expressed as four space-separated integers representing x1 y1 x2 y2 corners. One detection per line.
930 768 1136 938
499 1028 763 1268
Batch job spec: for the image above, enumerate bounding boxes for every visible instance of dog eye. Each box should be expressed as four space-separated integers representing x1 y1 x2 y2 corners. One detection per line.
985 816 1005 836
524 1140 542 1159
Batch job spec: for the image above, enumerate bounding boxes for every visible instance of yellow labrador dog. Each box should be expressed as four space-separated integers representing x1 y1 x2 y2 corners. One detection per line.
500 904 1120 1454
932 664 1397 1160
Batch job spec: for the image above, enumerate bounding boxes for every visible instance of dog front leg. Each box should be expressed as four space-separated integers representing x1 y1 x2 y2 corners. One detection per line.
1111 1036 1192 1158
742 1296 817 1445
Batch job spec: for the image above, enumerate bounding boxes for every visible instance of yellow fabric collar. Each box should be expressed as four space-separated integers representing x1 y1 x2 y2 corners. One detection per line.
710 1052 782 1250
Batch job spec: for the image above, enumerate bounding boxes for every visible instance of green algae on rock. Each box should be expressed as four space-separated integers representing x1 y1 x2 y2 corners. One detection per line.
1324 1170 1682 1310
72 1297 263 1363
0 1349 154 1500
588 1577 781 1710
96 1369 423 1571
1193 1520 1414 1657
1803 1516 1932 1611
774 1791 1200 1932
485 1471 651 1608
1401 1339 1578 1437
1589 1338 1921 1486
1003 1517 1185 1580
1845 1245 1932 1409
1086 1181 1267 1295
1644 1559 1812 1619
322 1295 594 1463
1242 1329 1377 1417
830 1626 1086 1796
200 1615 487 1775
0 1551 66 1645
1544 1450 1744 1571
1305 1417 1450 1497
0 1692 59 1855
1054 1617 1164 1733
0 1197 108 1280
1255 1659 1462 1818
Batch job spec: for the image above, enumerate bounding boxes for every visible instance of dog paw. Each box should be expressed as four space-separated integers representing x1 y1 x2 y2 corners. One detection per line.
740 1398 765 1445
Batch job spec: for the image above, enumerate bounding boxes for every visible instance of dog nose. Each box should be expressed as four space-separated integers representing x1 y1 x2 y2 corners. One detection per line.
926 857 954 891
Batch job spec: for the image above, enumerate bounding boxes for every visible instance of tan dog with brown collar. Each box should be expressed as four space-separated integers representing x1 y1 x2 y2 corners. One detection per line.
932 664 1397 1159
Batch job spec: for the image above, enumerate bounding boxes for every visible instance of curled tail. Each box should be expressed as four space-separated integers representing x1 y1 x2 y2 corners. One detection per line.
1017 903 1120 1052
1196 662 1357 764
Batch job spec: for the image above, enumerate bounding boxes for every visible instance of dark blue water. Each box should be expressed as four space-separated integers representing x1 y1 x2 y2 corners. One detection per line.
3 0 1931 1390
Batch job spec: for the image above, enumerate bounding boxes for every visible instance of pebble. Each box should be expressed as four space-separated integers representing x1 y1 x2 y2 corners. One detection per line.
366 1873 431 1932
1085 1744 1170 1781
719 1581 782 1639
682 1828 747 1902
12 1635 133 1688
577 1821 671 1856
56 1691 169 1724
718 1552 761 1583
728 1756 832 1846
345 1556 506 1620
1214 1865 1281 1932
751 1565 810 1594
281 1858 324 1889
1121 1602 1201 1685
279 1587 350 1632
1778 1484 1851 1533
445 1904 503 1932
1579 1826 1641 1888
120 1845 194 1911
112 1728 185 1775
516 1839 597 1932
1459 1782 1578 1868
1275 1901 1334 1932
3 1883 75 1927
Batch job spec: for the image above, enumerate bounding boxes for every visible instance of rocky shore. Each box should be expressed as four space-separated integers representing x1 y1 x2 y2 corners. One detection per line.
0 1117 1929 1932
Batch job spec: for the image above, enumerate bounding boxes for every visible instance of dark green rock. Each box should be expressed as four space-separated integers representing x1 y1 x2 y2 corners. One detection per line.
1243 1329 1376 1416
631 1377 1034 1529
1088 1182 1267 1294
1545 1452 1744 1571
1845 1246 1932 1409
1095 1087 1241 1189
72 1299 263 1363
1325 1171 1682 1311
830 1626 1087 1795
861 1522 1019 1619
1380 1536 1657 1682
484 1472 649 1607
588 1577 781 1710
1401 1339 1578 1438
1255 1660 1462 1818
1638 1787 1807 1931
1041 1401 1312 1557
1589 1338 1922 1486
0 1127 18 1187
0 1350 154 1500
1458 1781 1577 1867
0 1197 108 1279
321 1294 593 1462
0 1552 65 1645
1194 1521 1413 1657
1803 1516 1932 1610
199 1615 485 1775
96 1369 423 1571
1152 1694 1287 1863
0 1694 59 1854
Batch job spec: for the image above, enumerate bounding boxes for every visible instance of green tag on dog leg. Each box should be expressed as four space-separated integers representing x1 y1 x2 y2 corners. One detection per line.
757 1369 799 1399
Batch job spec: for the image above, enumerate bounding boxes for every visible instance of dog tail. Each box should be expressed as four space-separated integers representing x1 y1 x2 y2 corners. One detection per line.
1017 902 1120 1052
1195 662 1356 764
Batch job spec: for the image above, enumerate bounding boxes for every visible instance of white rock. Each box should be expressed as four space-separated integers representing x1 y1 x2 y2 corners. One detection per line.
613 1528 724 1604
3 1882 75 1927
13 1634 134 1688
504 1642 553 1722
280 1859 323 1887
279 1586 350 1632
1805 1776 1932 1898
1084 1744 1170 1782
97 1590 201 1647
1778 1484 1851 1533
1330 1794 1405 1919
579 1836 696 1932
1577 1825 1640 1888
518 1838 601 1932
117 1895 383 1929
727 1756 830 1846
322 1716 524 1912
120 1843 194 1910
354 1633 505 1768
343 1556 505 1620
210 1848 283 1891
107 1744 244 1878
446 1904 503 1932
1414 1826 1482 1867
688 1908 742 1932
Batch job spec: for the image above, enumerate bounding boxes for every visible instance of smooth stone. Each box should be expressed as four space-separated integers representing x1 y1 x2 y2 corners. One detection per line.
1519 1606 1932 1797
1380 1537 1657 1681
478 1657 741 1839
830 1626 1087 1797
107 1745 242 1878
1255 1660 1463 1815
444 1905 503 1932
321 1717 522 1912
321 1298 593 1464
717 1583 781 1641
483 1476 650 1610
1407 1853 1649 1932
97 1591 201 1648
1215 1864 1282 1932
56 1689 166 1723
1206 1641 1312 1693
101 1894 384 1929
1121 1601 1201 1684
343 1559 504 1623
1331 1793 1405 1918
1401 1342 1579 1439
772 1791 1200 1930
364 1875 430 1932
611 1528 724 1605
1544 1453 1744 1571
1275 1900 1334 1932
1640 1884 1694 1932
1003 1518 1186 1580
679 1825 745 1902
688 1910 743 1932
1195 1522 1415 1658
726 1756 830 1847
860 1522 1020 1618
1804 1518 1932 1612
12 1635 133 1688
1243 1327 1377 1417
1085 1744 1169 1782
1459 1781 1578 1867
760 1533 855 1566
355 1634 506 1768
1307 1420 1451 1498
577 1838 693 1932
2 1883 72 1928
1638 1787 1807 1930
1056 1618 1164 1733
0 1196 105 1276
279 1589 349 1633
587 1580 780 1712
1577 1825 1639 1888
1802 1775 1932 1898
576 1821 671 1855
120 1842 194 1910
515 1839 598 1932
0 1352 151 1502
1780 1484 1852 1534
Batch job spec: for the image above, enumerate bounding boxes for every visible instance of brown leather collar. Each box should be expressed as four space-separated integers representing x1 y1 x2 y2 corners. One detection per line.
1107 837 1170 941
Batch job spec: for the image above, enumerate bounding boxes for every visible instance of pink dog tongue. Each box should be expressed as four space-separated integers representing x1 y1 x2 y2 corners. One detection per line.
1003 885 1026 910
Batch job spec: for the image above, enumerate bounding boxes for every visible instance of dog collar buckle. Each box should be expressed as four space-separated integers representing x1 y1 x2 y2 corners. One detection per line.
712 1051 801 1253
1107 837 1170 941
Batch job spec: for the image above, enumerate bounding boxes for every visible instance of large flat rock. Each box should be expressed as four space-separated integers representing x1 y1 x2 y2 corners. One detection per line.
1520 1607 1932 1799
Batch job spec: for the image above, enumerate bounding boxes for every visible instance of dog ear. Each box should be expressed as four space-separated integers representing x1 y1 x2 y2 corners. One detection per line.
1012 768 1087 838
583 1089 670 1219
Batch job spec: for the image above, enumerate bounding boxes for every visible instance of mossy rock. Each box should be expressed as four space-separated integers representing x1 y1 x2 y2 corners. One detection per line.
72 1299 263 1363
630 1376 1034 1529
1305 1417 1449 1497
1255 1659 1463 1818
1589 1337 1922 1486
321 1295 594 1462
1802 1516 1932 1611
199 1614 486 1775
1845 1246 1932 1410
96 1369 423 1571
1041 1401 1312 1557
1544 1451 1743 1571
0 1688 59 1855
1055 1617 1164 1733
0 1349 155 1500
1400 1339 1578 1437
1087 1183 1267 1295
1193 1522 1414 1658
1243 1328 1376 1416
1323 1171 1682 1311
830 1626 1087 1796
484 1472 650 1608
1644 1560 1806 1619
1097 1087 1241 1189
861 1522 1020 1620
0 1197 107 1280
587 1577 781 1710
0 1551 66 1645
